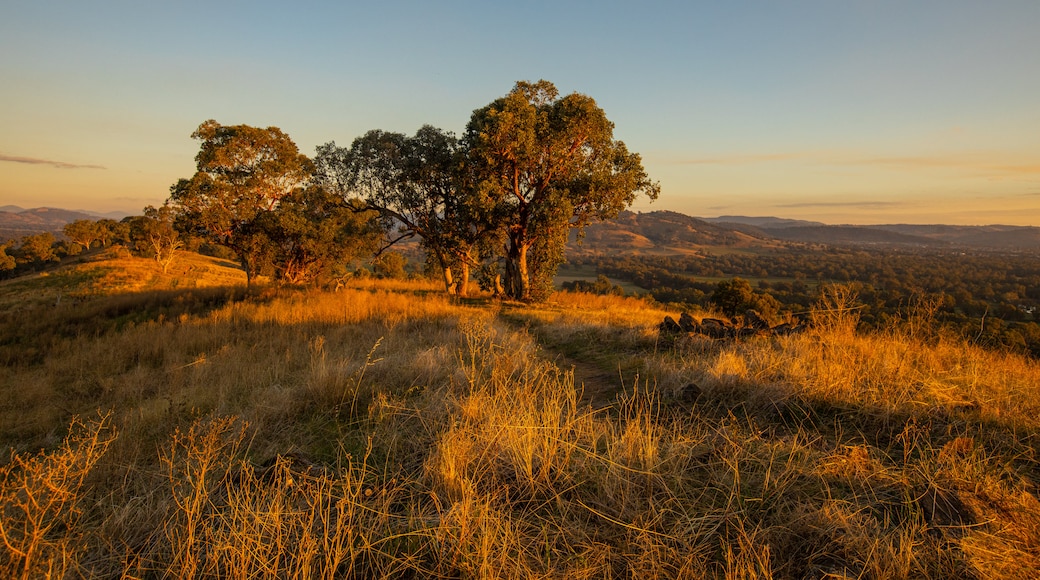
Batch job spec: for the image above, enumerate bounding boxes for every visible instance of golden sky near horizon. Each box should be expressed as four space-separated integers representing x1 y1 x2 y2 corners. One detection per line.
2 1 1038 225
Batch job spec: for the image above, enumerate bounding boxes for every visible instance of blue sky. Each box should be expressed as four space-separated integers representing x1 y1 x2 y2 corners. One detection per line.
1 0 1038 224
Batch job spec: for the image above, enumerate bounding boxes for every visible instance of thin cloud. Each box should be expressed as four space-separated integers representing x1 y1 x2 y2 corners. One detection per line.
0 154 105 170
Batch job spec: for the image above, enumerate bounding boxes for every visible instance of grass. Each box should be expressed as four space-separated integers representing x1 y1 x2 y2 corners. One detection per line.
1 252 1039 578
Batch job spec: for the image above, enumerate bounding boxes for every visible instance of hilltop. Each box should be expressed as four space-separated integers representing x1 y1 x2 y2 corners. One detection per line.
2 250 1039 578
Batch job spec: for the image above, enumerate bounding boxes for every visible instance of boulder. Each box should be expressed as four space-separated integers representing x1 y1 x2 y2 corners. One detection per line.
659 316 683 333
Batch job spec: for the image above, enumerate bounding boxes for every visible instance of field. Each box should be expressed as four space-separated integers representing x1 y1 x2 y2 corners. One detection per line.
2 250 1040 578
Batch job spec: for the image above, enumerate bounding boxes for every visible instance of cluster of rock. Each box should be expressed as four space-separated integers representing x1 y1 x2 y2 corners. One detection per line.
659 310 805 339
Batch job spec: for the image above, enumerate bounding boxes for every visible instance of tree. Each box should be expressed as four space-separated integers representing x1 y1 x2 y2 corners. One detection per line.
93 219 127 247
710 278 781 321
15 233 58 267
127 205 183 273
315 125 494 296
465 80 659 301
62 219 101 251
373 250 407 279
0 243 15 274
260 186 382 285
168 120 311 288
562 274 624 296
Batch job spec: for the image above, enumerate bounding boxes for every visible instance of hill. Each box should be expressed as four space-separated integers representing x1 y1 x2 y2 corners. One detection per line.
703 215 826 229
0 207 100 240
0 207 133 240
2 251 1039 578
869 223 1040 250
6 205 1040 253
571 210 777 255
760 224 943 247
698 215 1040 250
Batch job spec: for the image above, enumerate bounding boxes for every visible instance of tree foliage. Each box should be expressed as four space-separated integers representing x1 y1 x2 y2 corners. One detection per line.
169 120 312 287
315 125 494 296
14 233 58 267
709 277 781 320
126 205 182 273
0 243 15 273
62 220 101 251
259 187 382 285
465 80 659 300
93 219 126 248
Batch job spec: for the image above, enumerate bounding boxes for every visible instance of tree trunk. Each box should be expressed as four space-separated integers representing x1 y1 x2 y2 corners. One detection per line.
455 262 470 297
240 254 254 290
504 232 530 301
441 265 456 296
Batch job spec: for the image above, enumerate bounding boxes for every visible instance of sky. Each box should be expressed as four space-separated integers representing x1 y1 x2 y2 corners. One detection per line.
1 0 1038 225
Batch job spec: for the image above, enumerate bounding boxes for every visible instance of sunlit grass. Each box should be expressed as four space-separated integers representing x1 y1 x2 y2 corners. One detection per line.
1 254 1039 578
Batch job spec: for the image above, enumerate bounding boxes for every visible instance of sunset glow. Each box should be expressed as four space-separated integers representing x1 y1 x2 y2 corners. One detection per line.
2 1 1038 225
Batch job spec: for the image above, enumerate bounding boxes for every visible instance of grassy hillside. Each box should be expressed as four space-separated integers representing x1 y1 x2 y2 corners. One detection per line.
2 252 1039 578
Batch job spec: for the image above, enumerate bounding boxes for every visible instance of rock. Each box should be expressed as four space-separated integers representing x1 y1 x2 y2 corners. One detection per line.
660 316 682 333
659 312 807 341
678 312 698 332
700 318 734 339
744 309 770 330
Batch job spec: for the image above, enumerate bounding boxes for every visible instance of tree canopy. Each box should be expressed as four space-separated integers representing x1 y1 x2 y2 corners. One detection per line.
315 125 495 296
465 80 659 300
169 120 313 287
163 82 658 299
313 81 658 300
126 205 182 274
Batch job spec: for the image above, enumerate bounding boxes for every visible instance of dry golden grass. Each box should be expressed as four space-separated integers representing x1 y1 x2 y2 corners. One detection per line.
1 257 1039 578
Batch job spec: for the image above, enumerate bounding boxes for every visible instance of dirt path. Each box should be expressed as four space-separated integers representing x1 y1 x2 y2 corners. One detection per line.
545 350 625 407
495 308 627 408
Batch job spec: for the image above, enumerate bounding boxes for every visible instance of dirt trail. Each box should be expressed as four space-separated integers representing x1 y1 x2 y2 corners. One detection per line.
495 308 627 407
545 350 626 407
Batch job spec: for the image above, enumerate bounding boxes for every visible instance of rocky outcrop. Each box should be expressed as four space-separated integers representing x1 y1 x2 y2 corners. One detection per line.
659 310 805 339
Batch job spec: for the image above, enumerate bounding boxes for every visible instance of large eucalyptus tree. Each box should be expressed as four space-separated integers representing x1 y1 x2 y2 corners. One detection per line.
169 120 311 288
465 80 659 300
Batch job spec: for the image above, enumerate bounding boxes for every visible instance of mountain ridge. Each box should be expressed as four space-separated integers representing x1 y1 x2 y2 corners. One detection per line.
3 205 1038 251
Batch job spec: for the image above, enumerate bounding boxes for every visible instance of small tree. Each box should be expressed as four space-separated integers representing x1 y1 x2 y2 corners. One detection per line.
62 220 100 251
93 219 126 247
563 274 624 296
127 205 183 273
0 243 15 274
710 278 781 321
373 251 407 279
260 187 382 285
15 233 58 267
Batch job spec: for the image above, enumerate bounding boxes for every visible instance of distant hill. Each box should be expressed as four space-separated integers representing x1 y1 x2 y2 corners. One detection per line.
569 212 1040 254
703 215 825 229
570 210 775 255
866 224 1040 250
758 225 943 247
0 207 133 240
